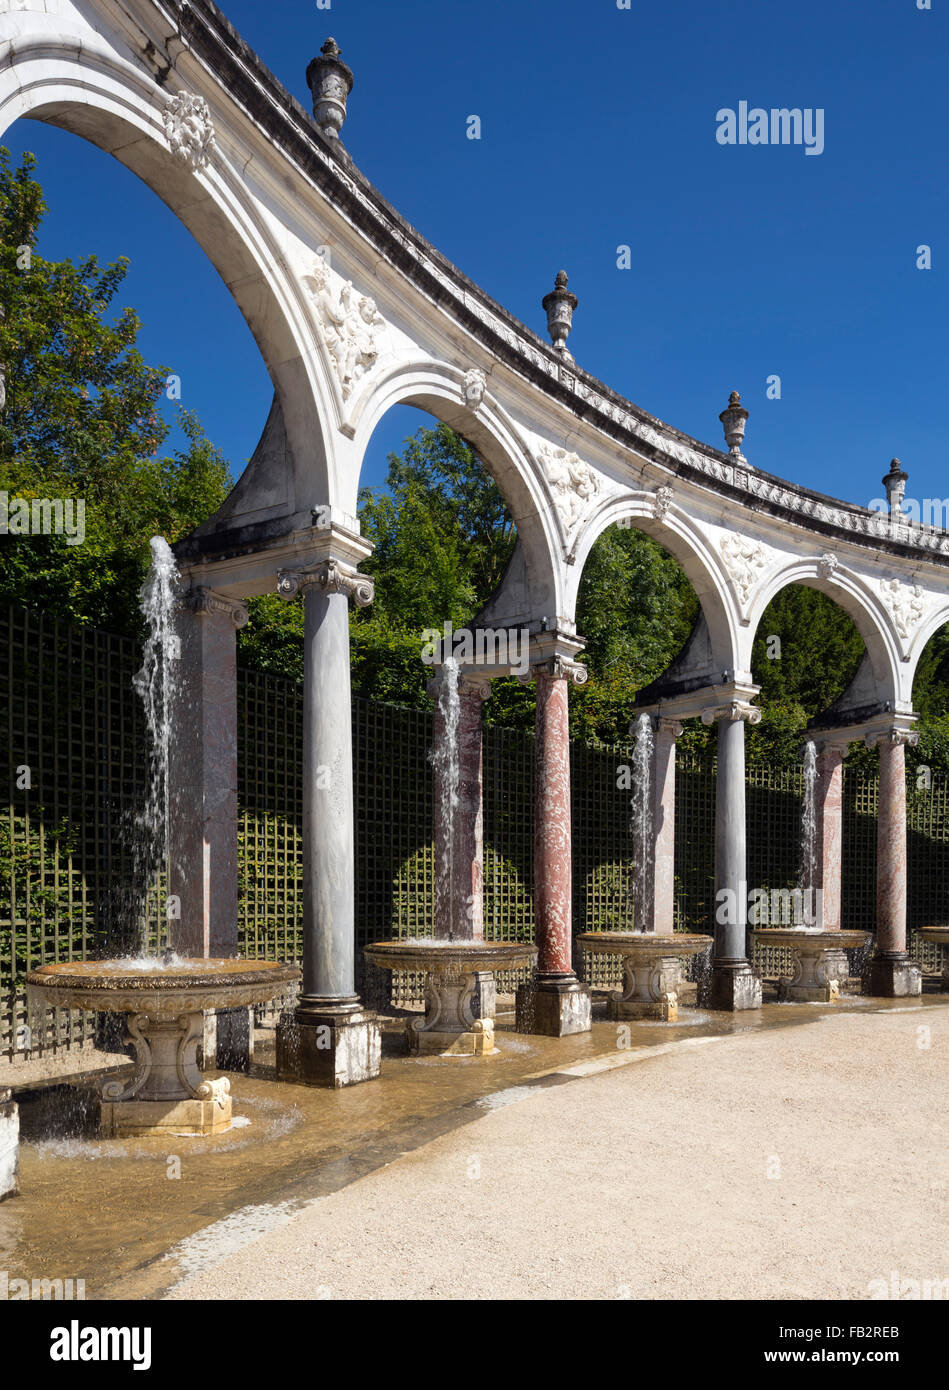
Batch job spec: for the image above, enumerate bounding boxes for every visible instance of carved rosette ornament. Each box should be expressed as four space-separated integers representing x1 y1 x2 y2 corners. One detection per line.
276 561 374 607
303 257 386 401
879 576 925 646
463 368 487 410
539 443 600 535
183 587 250 629
162 92 216 170
701 699 762 726
719 532 767 605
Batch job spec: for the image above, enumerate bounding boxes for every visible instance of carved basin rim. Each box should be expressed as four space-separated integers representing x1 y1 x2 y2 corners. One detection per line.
751 930 870 949
25 958 300 1015
365 941 537 974
577 932 713 956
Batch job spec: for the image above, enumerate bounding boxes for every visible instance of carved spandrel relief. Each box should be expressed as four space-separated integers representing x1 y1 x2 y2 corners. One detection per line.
163 92 216 171
880 576 926 643
303 258 387 401
540 444 600 534
720 532 767 604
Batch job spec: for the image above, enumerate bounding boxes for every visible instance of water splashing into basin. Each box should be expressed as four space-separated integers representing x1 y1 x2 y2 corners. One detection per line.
631 713 654 933
431 656 460 940
800 739 818 901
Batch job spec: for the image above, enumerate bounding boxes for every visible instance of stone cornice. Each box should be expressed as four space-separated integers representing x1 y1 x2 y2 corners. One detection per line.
145 1 949 570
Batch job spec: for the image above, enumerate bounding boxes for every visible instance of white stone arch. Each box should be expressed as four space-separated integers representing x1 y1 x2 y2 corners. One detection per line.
906 603 949 704
566 490 741 672
743 556 903 707
349 358 565 619
0 14 335 506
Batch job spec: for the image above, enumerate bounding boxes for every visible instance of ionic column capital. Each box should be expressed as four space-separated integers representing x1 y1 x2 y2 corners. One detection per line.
425 669 493 704
813 737 851 761
655 716 684 740
865 726 920 750
182 586 249 629
519 655 588 686
701 699 761 727
276 560 374 607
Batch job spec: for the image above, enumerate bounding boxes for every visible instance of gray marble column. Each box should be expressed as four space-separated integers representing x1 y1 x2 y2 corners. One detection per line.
702 698 762 1010
275 560 382 1086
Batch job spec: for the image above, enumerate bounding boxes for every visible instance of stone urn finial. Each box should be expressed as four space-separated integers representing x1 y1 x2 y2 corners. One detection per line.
882 457 909 519
542 270 578 359
719 390 750 463
306 37 354 141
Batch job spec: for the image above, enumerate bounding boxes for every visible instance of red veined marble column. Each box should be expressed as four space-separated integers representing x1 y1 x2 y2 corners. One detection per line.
516 659 592 1036
815 741 847 932
865 727 921 997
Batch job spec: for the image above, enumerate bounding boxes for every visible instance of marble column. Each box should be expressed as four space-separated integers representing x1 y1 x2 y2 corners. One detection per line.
170 588 251 1070
865 728 922 997
650 717 683 935
275 561 382 1085
516 658 592 1036
702 699 762 1010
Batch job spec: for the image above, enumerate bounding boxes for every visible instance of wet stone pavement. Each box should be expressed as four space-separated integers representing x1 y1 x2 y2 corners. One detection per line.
3 986 946 1300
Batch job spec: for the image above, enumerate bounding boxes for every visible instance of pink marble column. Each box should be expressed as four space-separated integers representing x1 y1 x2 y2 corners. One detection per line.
876 734 907 954
815 743 846 931
516 658 591 1035
534 668 573 976
865 728 921 997
650 718 682 935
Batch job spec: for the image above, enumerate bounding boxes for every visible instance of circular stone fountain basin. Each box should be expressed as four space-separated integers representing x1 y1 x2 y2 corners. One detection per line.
577 932 712 1021
365 940 537 1055
26 959 299 1137
751 929 868 1002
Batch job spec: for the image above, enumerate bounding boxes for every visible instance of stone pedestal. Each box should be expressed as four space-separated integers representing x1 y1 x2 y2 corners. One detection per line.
863 730 921 998
516 974 592 1037
608 952 682 1021
777 946 849 1003
276 999 381 1088
706 959 762 1011
407 971 496 1056
0 1090 19 1201
866 951 922 998
99 1011 232 1137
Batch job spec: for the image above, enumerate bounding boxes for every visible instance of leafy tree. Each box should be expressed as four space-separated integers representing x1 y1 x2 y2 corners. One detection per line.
0 148 230 633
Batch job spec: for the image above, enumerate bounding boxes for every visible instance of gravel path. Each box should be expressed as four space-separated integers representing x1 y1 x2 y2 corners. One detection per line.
168 1005 949 1300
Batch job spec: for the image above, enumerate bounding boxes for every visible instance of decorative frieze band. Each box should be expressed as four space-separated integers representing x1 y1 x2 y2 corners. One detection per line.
276 561 374 607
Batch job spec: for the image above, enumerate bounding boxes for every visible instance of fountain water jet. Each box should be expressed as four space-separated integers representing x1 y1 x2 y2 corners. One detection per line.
26 538 299 1135
579 713 711 1021
367 658 535 1055
752 741 867 1002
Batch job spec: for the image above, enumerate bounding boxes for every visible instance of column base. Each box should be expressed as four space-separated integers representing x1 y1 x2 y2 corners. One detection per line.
100 1085 231 1138
0 1090 19 1201
201 1006 254 1072
276 998 381 1088
516 974 592 1037
706 960 762 1012
862 952 922 998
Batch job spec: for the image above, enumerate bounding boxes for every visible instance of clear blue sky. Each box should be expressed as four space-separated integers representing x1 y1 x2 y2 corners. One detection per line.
4 0 948 509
